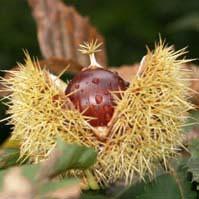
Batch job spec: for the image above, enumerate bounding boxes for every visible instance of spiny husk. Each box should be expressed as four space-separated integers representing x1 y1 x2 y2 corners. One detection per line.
0 42 194 186
107 41 194 184
0 54 91 163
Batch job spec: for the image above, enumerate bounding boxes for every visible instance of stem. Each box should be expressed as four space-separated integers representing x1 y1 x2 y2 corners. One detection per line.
89 53 102 69
85 170 100 190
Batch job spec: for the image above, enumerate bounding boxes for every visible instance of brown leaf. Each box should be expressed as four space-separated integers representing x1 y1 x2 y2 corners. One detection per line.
111 63 199 108
110 64 139 82
188 64 199 107
28 0 107 67
39 57 83 74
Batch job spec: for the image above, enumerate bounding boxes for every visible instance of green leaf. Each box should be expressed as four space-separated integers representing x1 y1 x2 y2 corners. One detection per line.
187 139 199 190
19 164 40 180
0 148 20 169
81 190 110 199
85 170 100 190
39 138 97 178
39 178 80 198
183 110 199 133
188 139 199 160
0 139 97 192
0 164 39 191
187 159 199 191
39 178 78 194
116 166 197 199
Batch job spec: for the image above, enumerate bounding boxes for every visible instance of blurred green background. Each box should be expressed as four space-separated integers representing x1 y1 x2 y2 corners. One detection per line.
0 0 199 69
0 0 199 141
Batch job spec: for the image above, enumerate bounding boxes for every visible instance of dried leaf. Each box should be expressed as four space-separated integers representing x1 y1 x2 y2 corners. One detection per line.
111 63 199 108
110 64 139 82
39 57 83 74
28 0 107 66
188 64 199 107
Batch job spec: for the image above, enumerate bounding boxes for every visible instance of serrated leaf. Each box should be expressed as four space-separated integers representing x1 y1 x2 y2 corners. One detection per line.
0 164 39 191
0 166 81 199
0 140 96 199
0 167 35 198
116 166 197 199
0 139 97 194
38 138 97 179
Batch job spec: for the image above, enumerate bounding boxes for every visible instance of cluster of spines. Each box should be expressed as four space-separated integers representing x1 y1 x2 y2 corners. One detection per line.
106 42 194 183
0 54 90 163
0 41 194 186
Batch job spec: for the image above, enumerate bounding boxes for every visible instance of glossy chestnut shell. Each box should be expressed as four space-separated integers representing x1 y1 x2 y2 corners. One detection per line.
65 68 128 127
